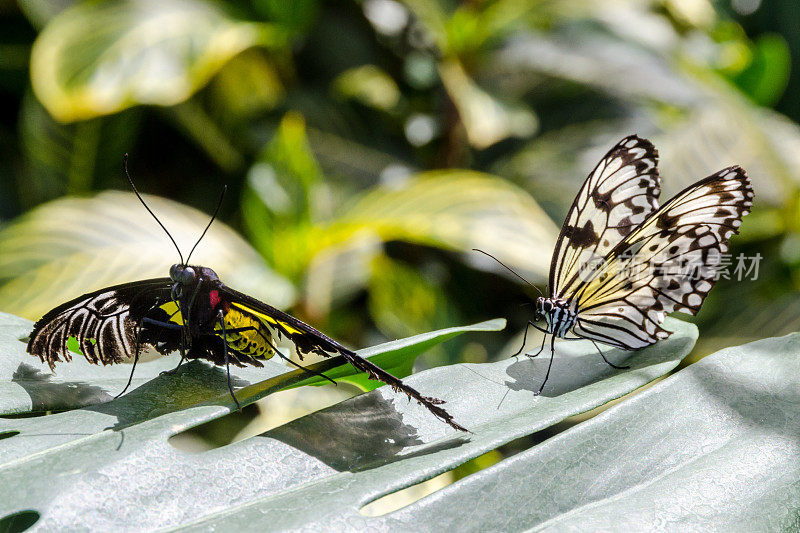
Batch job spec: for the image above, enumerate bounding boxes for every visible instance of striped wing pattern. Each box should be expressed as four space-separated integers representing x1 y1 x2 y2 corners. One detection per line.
27 279 174 369
571 166 753 349
551 135 660 299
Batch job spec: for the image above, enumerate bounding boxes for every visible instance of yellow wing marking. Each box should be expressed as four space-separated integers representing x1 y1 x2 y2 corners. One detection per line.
213 306 277 360
229 302 303 335
158 301 184 326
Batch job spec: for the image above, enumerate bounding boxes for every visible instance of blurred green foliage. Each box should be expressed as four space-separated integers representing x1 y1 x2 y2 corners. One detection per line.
0 0 798 371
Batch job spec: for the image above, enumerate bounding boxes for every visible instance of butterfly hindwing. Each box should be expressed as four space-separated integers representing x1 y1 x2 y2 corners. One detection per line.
571 166 753 349
27 279 176 369
213 285 468 431
551 135 660 299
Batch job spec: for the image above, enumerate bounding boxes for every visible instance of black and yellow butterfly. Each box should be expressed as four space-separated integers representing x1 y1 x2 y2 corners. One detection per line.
482 135 753 394
26 160 466 432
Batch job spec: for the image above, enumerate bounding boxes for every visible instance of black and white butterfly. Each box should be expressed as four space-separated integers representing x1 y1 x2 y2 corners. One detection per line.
480 135 753 393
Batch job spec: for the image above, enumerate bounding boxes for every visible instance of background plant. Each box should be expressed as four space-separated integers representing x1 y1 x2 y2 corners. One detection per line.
0 0 798 520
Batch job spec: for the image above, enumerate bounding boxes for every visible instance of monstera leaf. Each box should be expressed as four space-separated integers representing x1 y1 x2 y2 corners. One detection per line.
0 310 701 529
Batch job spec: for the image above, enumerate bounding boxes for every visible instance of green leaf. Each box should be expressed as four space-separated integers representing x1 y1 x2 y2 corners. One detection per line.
30 0 286 122
291 318 506 391
325 170 559 282
0 312 499 414
16 0 74 29
439 59 538 149
243 112 325 277
253 0 319 34
730 34 791 107
0 191 295 320
368 255 462 341
332 65 402 112
209 50 285 121
0 311 696 529
368 332 800 531
18 90 141 205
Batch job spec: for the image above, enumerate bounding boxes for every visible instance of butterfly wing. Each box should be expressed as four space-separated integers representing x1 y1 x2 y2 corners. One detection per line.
570 166 753 349
215 285 467 431
27 279 178 369
550 135 660 299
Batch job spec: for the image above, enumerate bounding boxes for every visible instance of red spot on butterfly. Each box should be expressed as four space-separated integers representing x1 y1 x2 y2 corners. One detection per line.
209 290 221 309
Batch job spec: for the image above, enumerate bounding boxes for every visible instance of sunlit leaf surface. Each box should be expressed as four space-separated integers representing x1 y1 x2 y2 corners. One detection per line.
30 0 283 122
0 311 696 529
326 170 559 281
381 333 800 531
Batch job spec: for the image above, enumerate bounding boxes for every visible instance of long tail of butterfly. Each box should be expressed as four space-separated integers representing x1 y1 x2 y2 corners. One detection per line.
571 166 754 349
335 349 468 432
219 288 469 432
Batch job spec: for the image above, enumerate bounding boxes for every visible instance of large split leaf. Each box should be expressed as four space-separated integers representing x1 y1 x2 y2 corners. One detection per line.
0 192 295 319
30 0 285 122
0 310 696 529
375 332 800 531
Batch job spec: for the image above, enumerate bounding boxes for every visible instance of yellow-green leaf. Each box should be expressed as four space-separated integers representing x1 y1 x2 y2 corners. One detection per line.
31 0 285 122
322 170 559 281
439 59 537 149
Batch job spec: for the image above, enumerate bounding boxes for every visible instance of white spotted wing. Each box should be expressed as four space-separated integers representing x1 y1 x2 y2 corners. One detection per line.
569 166 753 349
550 135 660 300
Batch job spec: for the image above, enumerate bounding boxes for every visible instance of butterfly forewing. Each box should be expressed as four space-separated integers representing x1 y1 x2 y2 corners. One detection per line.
27 279 175 368
550 135 661 299
570 166 753 349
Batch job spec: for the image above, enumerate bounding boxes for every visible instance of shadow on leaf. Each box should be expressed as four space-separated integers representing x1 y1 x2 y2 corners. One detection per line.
504 344 633 397
11 363 113 412
267 393 469 472
84 361 252 430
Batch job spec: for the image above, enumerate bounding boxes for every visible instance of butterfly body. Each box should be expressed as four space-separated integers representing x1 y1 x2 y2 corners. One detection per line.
536 297 576 338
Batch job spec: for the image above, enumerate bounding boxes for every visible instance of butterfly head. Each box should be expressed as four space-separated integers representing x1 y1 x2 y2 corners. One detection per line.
169 264 220 299
533 297 546 321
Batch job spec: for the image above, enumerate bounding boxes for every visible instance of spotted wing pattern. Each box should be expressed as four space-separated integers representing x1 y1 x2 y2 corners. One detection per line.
551 135 660 299
27 279 176 369
570 166 753 349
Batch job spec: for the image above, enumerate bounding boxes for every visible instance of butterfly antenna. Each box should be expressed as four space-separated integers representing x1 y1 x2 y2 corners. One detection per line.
186 184 226 264
472 248 544 297
123 154 185 265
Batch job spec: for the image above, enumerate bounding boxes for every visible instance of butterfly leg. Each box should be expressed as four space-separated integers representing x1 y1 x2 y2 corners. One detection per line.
535 335 557 396
511 321 537 357
116 317 144 399
217 309 241 410
140 317 188 375
526 332 547 359
116 302 169 398
589 339 630 370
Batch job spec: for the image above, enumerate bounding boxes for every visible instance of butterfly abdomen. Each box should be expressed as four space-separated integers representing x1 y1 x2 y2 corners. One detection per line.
216 308 276 359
